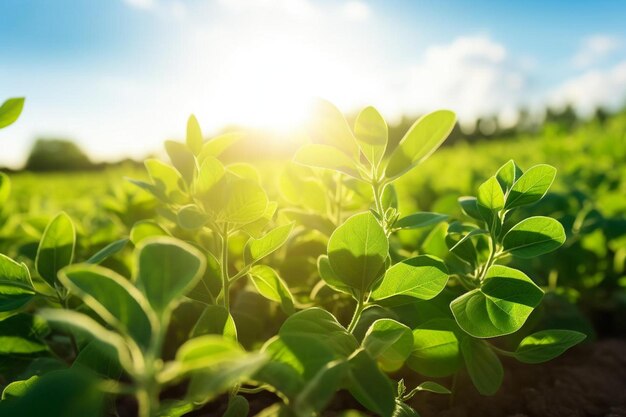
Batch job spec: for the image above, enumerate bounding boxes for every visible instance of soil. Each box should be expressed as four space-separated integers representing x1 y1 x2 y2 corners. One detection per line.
411 339 626 417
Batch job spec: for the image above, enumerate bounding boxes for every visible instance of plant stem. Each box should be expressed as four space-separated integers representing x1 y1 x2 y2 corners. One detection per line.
347 295 366 333
221 223 230 310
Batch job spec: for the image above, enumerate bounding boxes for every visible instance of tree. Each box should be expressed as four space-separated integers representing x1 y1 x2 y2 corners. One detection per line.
24 139 92 171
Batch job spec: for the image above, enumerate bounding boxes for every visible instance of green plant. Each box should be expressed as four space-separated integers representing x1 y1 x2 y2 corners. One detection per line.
0 100 590 417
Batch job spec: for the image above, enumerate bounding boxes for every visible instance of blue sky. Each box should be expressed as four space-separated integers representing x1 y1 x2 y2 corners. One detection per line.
1 0 626 166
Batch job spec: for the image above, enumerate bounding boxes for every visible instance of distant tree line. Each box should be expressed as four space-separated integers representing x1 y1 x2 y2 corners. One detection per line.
1 103 621 172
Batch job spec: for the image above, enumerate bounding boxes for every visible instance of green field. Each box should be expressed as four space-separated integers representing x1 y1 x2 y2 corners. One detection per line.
1 102 625 416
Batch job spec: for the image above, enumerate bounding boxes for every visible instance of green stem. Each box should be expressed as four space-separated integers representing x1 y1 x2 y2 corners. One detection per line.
221 224 230 310
347 296 366 333
489 344 515 357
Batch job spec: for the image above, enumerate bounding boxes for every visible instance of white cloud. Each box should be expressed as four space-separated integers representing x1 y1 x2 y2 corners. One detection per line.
549 61 626 114
572 34 621 68
376 35 532 124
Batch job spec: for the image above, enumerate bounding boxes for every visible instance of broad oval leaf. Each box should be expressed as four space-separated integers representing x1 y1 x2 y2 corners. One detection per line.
294 144 361 179
144 159 187 204
0 97 25 129
245 223 293 263
130 220 169 245
190 305 237 340
198 132 243 161
293 360 349 417
503 216 566 258
460 337 503 396
165 140 196 184
347 349 396 417
36 212 76 287
248 265 295 314
0 314 48 354
354 106 387 168
279 308 358 365
458 196 482 221
174 335 245 375
385 110 456 180
186 114 204 155
59 264 153 349
505 164 556 209
309 99 360 159
477 176 504 212
327 212 388 295
450 265 544 338
177 204 210 230
194 156 225 196
317 255 353 295
495 159 523 193
407 319 461 378
514 329 586 364
371 255 448 301
135 237 206 315
0 254 34 312
362 319 412 372
201 174 268 226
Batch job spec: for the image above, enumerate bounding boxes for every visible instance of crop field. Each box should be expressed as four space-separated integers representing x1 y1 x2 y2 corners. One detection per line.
1 94 625 417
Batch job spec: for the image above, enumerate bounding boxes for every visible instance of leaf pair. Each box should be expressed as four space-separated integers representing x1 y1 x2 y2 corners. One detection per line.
295 99 456 183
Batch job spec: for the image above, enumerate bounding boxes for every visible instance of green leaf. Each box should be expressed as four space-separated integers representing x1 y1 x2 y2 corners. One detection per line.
318 255 353 295
39 309 131 371
173 335 246 375
190 305 237 340
502 216 566 258
294 144 361 179
186 114 204 155
279 308 358 377
394 212 448 230
198 132 242 161
293 360 349 416
135 237 206 316
505 164 556 209
354 106 387 168
248 265 295 314
371 255 448 301
245 223 293 264
0 314 48 354
201 174 268 226
145 159 187 204
130 220 169 245
477 176 504 211
2 375 39 400
407 319 461 377
185 353 267 403
59 264 153 349
413 381 451 395
72 340 123 379
36 212 76 287
86 238 128 264
327 212 388 295
460 337 503 396
194 156 225 196
514 329 586 364
362 319 412 372
385 110 456 180
450 265 544 338
347 349 395 417
0 254 35 312
495 160 523 193
0 97 25 129
165 140 196 184
310 99 360 159
177 204 210 230
0 369 105 417
458 196 482 221
223 395 249 417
